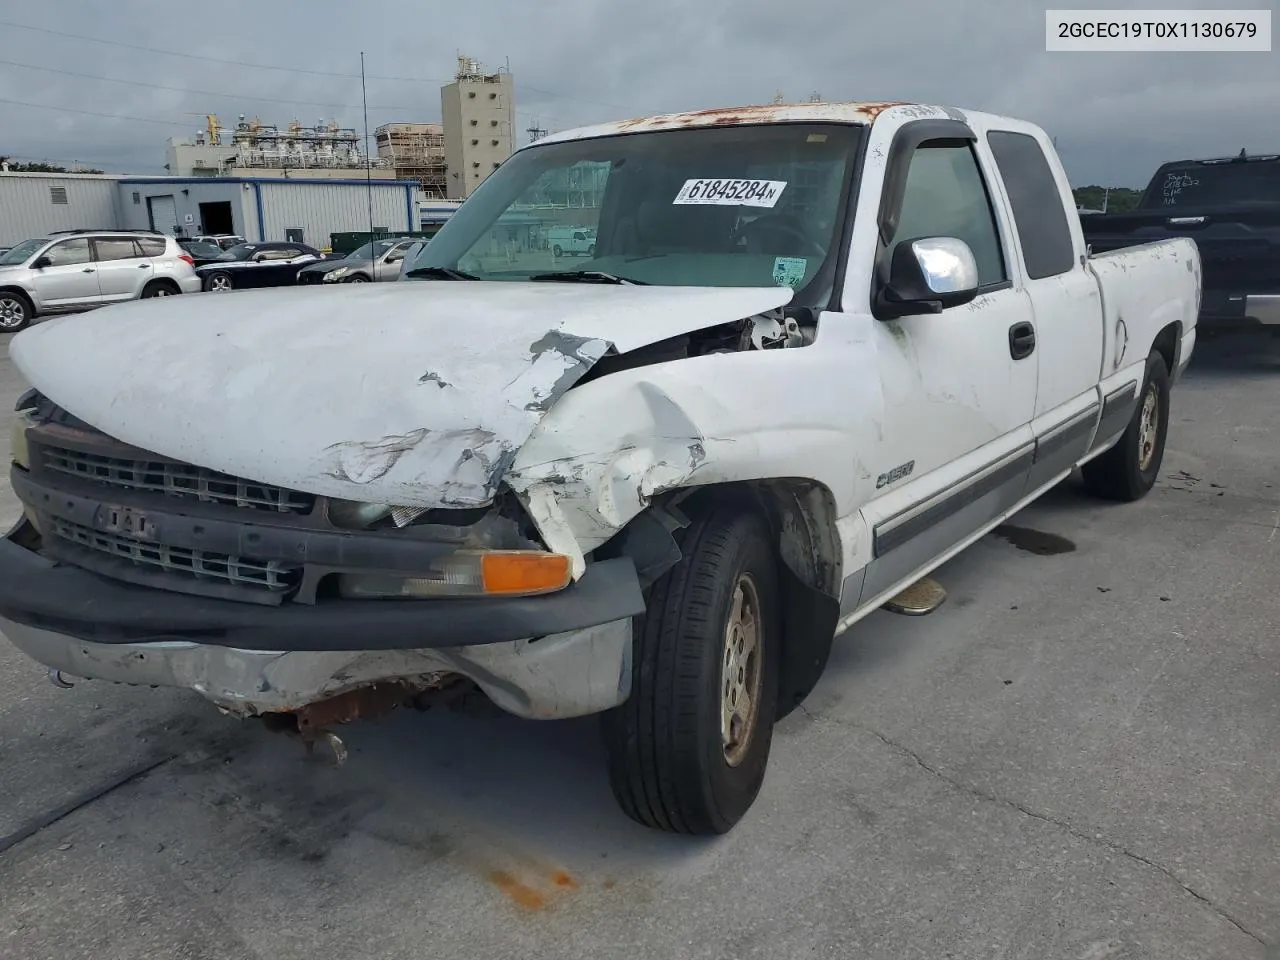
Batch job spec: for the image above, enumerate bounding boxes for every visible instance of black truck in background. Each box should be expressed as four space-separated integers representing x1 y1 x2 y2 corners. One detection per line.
1080 151 1280 332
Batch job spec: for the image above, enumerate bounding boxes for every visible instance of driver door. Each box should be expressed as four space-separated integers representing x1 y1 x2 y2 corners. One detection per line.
30 238 102 309
855 128 1038 604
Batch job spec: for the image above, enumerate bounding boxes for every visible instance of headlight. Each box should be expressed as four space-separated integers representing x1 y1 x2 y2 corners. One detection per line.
338 550 572 599
323 266 349 282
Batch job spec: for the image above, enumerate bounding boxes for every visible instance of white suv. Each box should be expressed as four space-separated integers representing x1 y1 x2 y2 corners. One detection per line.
0 230 202 332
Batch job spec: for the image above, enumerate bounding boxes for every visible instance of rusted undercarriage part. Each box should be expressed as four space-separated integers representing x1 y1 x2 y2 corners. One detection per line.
259 673 475 765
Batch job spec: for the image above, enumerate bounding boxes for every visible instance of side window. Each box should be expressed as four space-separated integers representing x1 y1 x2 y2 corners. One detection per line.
93 238 143 262
891 143 1007 287
43 238 91 266
138 237 167 257
255 248 295 261
986 131 1075 280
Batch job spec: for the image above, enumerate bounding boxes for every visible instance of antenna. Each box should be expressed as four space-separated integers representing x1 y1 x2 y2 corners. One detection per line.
527 121 548 143
361 51 374 241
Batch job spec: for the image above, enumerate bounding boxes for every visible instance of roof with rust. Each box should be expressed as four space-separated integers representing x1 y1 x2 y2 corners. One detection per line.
533 101 949 147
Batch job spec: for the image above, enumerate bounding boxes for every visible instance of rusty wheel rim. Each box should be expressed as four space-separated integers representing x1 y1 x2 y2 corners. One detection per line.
721 573 763 767
1137 384 1159 471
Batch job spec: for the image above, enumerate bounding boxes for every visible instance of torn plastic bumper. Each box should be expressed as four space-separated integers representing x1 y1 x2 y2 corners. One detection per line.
1 616 634 720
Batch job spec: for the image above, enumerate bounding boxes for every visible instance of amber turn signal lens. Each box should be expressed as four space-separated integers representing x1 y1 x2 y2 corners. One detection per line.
480 551 572 596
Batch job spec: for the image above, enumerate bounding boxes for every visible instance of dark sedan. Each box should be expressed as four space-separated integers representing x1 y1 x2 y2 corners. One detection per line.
196 242 325 292
175 239 226 268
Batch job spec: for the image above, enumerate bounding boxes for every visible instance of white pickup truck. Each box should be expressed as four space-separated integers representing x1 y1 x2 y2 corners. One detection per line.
0 101 1199 836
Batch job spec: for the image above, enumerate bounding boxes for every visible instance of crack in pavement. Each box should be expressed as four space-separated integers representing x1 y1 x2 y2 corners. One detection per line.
795 704 1266 948
0 753 178 856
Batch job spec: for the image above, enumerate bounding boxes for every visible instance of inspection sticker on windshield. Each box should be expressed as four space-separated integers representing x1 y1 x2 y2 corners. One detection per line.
772 257 807 288
673 178 787 208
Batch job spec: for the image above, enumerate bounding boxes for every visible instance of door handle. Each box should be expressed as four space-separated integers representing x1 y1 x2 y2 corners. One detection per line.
138 263 150 268
82 268 95 273
1008 321 1036 360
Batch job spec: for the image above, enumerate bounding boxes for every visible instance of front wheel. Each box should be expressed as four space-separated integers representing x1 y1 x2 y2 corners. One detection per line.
587 244 596 257
601 507 780 835
344 274 370 283
205 272 233 293
1081 349 1171 501
0 292 33 332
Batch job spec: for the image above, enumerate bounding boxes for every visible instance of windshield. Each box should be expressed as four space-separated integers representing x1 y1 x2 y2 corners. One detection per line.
216 244 257 261
348 240 399 261
0 238 48 266
403 123 863 300
1142 160 1280 208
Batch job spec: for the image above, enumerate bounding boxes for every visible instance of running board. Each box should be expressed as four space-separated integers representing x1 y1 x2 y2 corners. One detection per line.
882 576 947 616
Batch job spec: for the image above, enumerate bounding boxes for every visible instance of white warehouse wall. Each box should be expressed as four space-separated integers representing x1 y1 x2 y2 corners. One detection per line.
254 180 417 247
0 173 122 246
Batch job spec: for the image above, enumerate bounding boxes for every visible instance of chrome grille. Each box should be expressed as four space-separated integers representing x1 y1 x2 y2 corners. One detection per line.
49 517 300 593
41 445 314 514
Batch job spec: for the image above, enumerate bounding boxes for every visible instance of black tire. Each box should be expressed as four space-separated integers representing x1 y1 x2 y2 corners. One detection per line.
343 274 370 283
587 244 596 257
601 507 781 835
1081 349 1171 502
0 290 33 332
204 271 233 293
141 280 179 298
553 244 563 258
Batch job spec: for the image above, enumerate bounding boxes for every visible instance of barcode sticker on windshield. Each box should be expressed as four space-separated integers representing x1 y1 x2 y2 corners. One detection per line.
673 179 787 208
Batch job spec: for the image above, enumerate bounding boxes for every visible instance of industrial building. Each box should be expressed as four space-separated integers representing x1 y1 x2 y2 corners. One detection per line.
166 115 398 180
441 56 515 199
0 171 418 248
120 177 419 245
376 122 447 197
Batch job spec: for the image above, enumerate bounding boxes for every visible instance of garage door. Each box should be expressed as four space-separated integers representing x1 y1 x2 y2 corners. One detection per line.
147 195 178 235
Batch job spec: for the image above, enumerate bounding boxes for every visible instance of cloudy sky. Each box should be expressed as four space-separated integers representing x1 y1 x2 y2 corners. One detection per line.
0 0 1274 186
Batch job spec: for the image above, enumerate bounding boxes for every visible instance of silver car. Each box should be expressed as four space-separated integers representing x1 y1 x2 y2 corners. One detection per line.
0 230 201 332
295 238 416 286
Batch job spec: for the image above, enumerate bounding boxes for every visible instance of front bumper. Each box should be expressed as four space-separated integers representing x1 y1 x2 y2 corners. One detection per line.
0 527 643 652
0 615 634 719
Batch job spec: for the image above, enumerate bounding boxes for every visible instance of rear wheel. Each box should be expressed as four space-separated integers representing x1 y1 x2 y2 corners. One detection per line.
0 292 32 332
601 507 780 835
141 280 179 298
1081 349 1171 501
552 244 563 258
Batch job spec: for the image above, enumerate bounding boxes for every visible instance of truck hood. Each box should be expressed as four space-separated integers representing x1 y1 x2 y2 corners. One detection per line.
10 282 792 508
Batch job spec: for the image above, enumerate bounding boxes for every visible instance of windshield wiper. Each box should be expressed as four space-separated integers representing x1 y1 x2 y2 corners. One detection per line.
528 270 647 285
403 266 481 280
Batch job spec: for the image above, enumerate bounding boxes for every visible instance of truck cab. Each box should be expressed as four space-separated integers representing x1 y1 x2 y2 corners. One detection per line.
0 102 1199 836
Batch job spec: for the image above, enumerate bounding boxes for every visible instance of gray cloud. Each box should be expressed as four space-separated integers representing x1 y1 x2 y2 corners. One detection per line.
0 0 1275 186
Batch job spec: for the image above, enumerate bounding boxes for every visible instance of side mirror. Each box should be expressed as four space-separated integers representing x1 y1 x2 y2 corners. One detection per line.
875 236 980 320
31 256 52 270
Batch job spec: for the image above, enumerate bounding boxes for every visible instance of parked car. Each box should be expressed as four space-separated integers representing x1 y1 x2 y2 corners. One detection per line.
296 238 416 285
192 234 247 251
196 242 324 292
0 230 200 331
0 102 1198 836
1081 150 1280 331
175 238 226 268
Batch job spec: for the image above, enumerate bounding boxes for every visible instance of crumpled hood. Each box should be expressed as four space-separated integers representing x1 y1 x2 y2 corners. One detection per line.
10 281 791 508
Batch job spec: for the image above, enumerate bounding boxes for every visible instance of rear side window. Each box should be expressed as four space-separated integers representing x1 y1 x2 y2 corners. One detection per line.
138 237 168 257
986 131 1075 280
93 238 142 262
